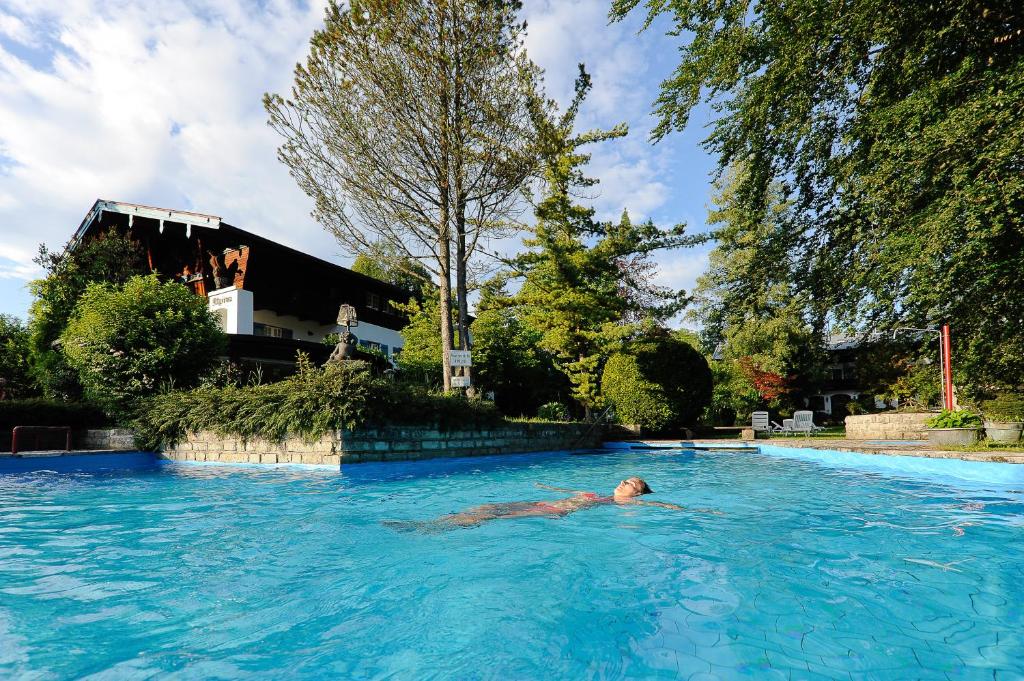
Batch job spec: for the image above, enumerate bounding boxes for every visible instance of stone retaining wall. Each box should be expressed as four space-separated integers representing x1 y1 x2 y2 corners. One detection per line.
77 428 136 450
162 423 602 466
844 413 931 440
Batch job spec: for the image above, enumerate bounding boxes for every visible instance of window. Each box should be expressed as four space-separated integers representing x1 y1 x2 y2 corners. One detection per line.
831 367 844 381
366 292 382 310
253 323 293 339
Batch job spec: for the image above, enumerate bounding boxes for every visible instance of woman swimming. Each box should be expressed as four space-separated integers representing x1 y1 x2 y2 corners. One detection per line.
383 477 689 533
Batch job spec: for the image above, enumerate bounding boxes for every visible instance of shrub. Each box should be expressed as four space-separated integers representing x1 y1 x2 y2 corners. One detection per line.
537 402 570 421
925 410 983 429
61 274 226 419
135 357 504 449
136 357 374 449
981 394 1024 422
601 330 713 432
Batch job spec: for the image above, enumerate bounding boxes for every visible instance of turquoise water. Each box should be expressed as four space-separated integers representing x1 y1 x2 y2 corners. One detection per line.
1 448 1023 679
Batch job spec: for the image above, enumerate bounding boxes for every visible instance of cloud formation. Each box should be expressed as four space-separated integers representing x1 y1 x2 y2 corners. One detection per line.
0 0 715 320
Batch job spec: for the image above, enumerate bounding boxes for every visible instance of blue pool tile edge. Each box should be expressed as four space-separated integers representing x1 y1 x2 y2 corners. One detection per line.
0 451 163 473
604 440 1024 486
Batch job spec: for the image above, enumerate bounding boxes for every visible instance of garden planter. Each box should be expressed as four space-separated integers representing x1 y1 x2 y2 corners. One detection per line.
984 421 1023 444
927 428 981 448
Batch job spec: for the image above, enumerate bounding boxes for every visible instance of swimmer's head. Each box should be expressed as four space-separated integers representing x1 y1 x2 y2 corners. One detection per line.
614 477 652 499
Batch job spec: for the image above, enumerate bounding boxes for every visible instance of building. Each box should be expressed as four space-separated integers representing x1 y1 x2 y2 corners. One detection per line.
71 200 413 370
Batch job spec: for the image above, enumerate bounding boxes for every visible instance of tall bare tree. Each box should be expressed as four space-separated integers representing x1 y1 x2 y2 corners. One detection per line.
265 0 540 390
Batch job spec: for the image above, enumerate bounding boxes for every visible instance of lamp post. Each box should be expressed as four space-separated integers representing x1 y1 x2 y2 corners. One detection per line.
892 325 954 410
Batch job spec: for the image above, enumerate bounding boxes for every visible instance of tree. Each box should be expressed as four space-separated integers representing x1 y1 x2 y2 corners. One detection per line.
351 241 431 296
61 275 226 418
601 329 713 431
469 277 564 416
266 0 541 391
614 0 1024 389
691 164 825 418
28 230 146 399
0 315 35 400
515 68 700 415
394 290 449 387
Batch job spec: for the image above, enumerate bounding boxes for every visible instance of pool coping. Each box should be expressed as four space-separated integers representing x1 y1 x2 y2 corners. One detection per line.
605 438 1024 464
0 448 138 459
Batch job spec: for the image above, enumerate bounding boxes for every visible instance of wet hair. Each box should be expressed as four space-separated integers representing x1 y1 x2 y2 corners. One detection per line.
626 477 653 495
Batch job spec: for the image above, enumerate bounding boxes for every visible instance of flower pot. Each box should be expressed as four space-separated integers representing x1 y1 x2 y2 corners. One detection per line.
927 428 981 448
984 421 1023 444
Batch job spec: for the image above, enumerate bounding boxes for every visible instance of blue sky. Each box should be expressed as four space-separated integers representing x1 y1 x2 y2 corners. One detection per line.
0 0 718 322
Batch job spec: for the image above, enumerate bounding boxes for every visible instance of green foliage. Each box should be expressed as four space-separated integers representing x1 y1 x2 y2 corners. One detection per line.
925 410 983 430
61 275 226 419
877 362 942 409
602 354 676 431
515 68 698 412
0 398 108 431
981 394 1024 423
136 357 375 449
28 230 146 399
394 290 450 387
615 0 1024 389
601 330 713 432
136 357 503 449
351 242 430 295
0 315 35 399
537 402 570 421
470 278 564 416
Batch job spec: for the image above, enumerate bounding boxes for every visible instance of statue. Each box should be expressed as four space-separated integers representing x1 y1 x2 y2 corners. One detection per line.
208 251 232 289
326 303 360 364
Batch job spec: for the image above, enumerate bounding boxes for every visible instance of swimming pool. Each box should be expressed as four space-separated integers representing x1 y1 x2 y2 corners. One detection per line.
1 446 1022 678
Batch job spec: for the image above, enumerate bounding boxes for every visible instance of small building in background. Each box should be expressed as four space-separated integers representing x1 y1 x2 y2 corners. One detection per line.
70 200 412 373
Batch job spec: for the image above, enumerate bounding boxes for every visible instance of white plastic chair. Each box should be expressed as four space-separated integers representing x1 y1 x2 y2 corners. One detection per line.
751 411 771 432
792 410 824 436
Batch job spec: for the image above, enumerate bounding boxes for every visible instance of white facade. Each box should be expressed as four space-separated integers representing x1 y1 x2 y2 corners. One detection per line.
208 286 253 335
210 287 403 357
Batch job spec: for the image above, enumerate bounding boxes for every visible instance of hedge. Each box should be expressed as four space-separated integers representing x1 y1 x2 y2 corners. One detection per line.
135 358 503 449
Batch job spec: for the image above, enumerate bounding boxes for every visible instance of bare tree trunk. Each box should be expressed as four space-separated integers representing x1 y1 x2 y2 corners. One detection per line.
439 199 454 392
455 197 473 394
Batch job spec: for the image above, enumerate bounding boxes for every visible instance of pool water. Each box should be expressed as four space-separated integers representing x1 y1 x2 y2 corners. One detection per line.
1 448 1022 679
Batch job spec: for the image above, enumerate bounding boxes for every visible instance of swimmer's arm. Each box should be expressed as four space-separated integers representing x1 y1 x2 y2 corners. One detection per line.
628 500 687 510
628 500 723 514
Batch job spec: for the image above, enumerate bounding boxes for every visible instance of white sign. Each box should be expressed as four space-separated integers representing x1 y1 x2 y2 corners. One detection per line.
451 376 471 388
449 350 472 367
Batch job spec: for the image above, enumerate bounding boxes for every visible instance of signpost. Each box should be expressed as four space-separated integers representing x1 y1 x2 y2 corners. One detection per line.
449 350 472 367
451 376 471 388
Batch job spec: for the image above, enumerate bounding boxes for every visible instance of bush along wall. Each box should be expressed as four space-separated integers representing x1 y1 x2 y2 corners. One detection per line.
135 358 505 450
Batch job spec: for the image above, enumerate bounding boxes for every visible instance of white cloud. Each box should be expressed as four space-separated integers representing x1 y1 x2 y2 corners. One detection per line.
0 0 713 321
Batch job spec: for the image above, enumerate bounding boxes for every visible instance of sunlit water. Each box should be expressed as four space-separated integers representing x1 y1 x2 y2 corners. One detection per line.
1 448 1022 679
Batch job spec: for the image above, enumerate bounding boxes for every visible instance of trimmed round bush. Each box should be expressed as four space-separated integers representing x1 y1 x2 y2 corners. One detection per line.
601 331 713 432
61 274 226 419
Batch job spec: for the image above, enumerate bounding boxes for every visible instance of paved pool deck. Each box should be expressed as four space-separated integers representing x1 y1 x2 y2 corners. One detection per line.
632 438 1024 464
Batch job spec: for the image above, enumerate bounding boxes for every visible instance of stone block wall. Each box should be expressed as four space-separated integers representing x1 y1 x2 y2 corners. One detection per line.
77 428 136 450
162 423 602 466
845 413 931 440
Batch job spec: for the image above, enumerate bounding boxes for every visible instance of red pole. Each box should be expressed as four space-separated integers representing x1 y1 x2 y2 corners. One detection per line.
941 324 954 410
